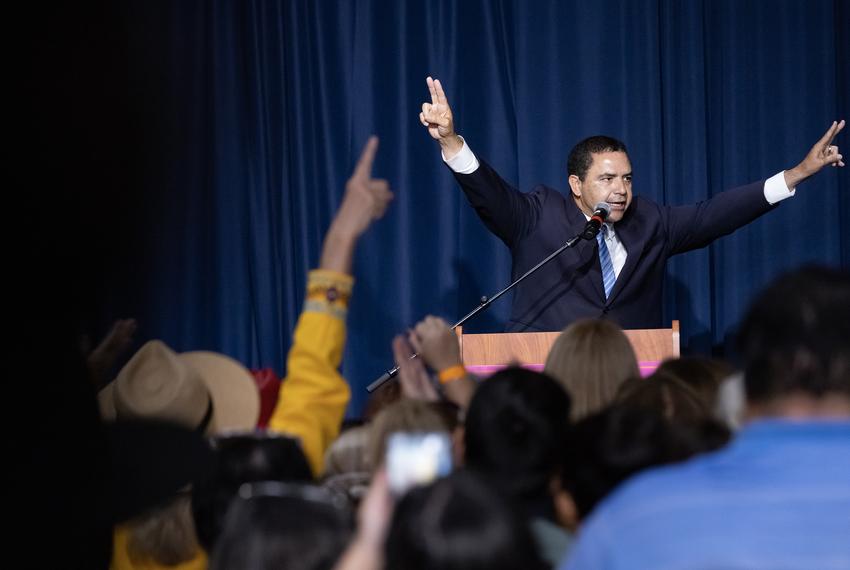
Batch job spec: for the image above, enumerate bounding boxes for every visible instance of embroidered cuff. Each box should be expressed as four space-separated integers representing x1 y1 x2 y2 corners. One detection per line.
304 269 354 318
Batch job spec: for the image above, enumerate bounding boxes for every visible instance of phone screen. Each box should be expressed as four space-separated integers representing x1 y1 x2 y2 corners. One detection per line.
385 432 452 496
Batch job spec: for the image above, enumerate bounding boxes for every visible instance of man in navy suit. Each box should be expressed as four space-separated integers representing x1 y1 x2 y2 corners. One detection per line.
419 77 845 332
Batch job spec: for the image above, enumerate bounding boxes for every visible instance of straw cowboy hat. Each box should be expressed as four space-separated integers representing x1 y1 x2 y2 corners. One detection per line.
99 340 260 433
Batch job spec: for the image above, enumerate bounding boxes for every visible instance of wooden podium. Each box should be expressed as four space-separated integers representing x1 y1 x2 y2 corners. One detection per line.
457 321 679 377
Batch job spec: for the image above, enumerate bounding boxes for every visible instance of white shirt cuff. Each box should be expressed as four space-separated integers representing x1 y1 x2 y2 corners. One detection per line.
442 136 480 174
764 171 796 205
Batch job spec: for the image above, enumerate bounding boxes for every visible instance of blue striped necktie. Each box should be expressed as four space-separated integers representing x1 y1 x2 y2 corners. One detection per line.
597 226 615 299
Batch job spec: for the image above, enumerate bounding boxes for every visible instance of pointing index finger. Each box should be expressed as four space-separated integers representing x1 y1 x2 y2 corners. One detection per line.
354 136 379 179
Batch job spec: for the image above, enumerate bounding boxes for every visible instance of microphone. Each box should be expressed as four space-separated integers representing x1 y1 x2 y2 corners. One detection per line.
580 202 611 240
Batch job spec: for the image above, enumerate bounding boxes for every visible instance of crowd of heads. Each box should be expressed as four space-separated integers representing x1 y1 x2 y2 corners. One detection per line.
42 262 846 570
117 262 850 569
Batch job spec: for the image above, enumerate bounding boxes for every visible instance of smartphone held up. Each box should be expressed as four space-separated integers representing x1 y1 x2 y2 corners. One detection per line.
385 432 452 496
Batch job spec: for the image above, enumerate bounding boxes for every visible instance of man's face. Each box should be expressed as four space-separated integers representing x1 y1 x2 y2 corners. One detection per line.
569 151 633 223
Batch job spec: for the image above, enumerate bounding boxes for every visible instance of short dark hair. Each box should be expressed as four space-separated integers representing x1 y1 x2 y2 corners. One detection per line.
567 135 629 181
209 485 351 570
464 367 571 503
192 433 314 552
616 373 712 424
560 405 729 520
653 356 734 410
385 469 547 570
737 266 850 403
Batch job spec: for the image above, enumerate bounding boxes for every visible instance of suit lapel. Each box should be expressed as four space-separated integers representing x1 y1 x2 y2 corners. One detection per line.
607 207 646 304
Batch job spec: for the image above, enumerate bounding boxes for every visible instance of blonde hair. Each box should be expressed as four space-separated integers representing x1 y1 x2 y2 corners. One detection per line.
544 319 639 420
366 399 452 471
127 494 200 565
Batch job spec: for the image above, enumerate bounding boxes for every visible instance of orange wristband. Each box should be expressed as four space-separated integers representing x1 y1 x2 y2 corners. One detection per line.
438 364 467 384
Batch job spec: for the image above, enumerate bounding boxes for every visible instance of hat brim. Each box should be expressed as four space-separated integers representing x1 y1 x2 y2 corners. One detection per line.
98 349 261 431
98 382 117 421
179 351 260 432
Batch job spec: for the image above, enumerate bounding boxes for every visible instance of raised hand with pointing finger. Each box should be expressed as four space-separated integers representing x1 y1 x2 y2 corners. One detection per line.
335 137 393 239
268 136 393 476
321 136 394 274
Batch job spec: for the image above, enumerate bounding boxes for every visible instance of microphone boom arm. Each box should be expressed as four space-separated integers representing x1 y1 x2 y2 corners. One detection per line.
366 232 586 393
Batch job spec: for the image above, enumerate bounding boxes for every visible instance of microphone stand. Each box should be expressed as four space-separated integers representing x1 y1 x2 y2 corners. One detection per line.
366 229 594 393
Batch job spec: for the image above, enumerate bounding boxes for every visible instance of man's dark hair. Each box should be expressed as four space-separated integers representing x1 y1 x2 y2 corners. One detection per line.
463 367 571 504
385 469 547 570
567 135 629 181
737 265 850 403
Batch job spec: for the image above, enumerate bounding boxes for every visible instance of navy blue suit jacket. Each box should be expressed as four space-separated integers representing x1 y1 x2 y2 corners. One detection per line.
454 159 778 332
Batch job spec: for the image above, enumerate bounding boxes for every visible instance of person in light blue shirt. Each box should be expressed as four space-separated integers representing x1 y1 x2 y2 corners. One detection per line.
561 266 850 570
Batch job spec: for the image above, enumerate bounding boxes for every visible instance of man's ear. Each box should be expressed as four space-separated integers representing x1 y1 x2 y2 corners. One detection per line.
568 174 582 198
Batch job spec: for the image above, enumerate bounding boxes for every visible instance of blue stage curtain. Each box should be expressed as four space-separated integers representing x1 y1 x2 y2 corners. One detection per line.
108 0 849 416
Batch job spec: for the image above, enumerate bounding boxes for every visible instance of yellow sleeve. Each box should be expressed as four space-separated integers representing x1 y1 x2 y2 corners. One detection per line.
268 270 352 477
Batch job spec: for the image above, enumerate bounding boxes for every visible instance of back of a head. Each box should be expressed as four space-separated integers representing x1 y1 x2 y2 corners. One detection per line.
385 469 547 570
210 483 351 570
561 404 727 520
654 357 734 410
125 495 198 566
737 266 850 405
367 399 456 471
192 433 313 553
544 319 639 420
463 367 571 503
616 373 712 424
363 381 403 421
322 424 372 507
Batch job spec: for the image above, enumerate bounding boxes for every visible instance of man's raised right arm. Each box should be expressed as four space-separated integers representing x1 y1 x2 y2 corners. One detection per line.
419 76 539 246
